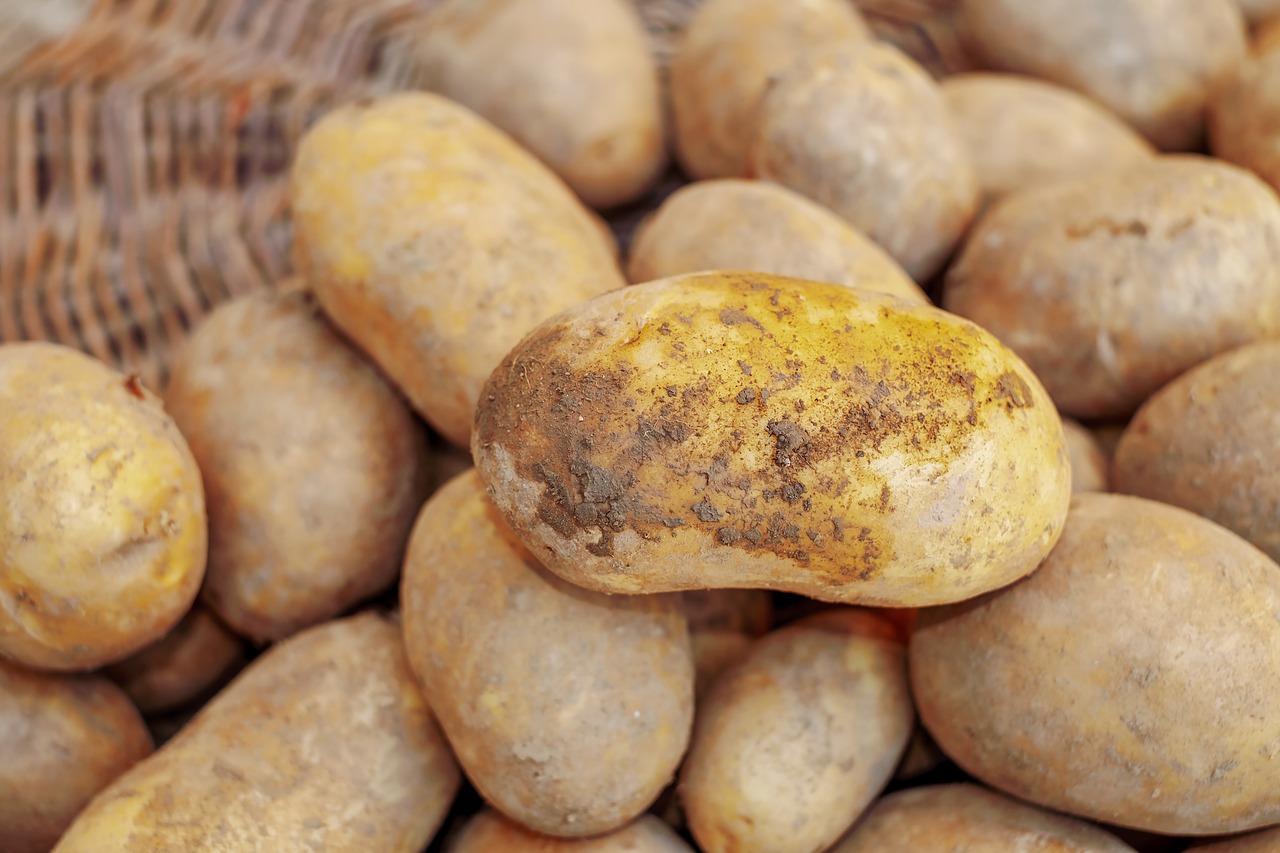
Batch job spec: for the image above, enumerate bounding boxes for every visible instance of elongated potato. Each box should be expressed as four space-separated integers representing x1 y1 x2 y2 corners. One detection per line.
912 493 1280 835
54 611 460 852
1113 341 1280 563
404 0 665 209
956 0 1246 150
401 471 693 838
1064 418 1109 493
944 156 1280 419
165 289 429 641
292 92 625 446
473 271 1070 607
450 810 695 852
627 180 926 304
830 784 1137 852
680 609 913 853
1 660 152 853
1210 50 1280 194
669 0 869 180
0 342 206 671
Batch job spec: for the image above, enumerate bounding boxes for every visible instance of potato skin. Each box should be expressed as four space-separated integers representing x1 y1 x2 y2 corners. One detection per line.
956 0 1246 150
54 611 461 852
401 470 694 838
944 156 1280 420
165 289 429 642
829 784 1136 852
941 73 1154 207
1064 418 1110 493
0 342 206 671
0 660 153 853
911 493 1280 835
679 610 913 853
291 92 625 446
669 0 869 180
473 271 1070 607
407 0 666 209
1210 50 1280 194
450 810 695 852
627 179 926 304
1113 341 1280 563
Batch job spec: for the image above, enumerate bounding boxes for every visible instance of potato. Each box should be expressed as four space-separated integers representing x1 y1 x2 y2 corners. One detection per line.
1064 418 1110 493
1191 826 1280 851
679 609 913 853
164 289 428 642
750 42 978 282
404 0 665 209
0 660 152 853
680 588 772 636
291 92 625 447
627 179 927 304
943 155 1280 420
1113 341 1280 563
0 342 206 671
829 784 1137 852
54 611 460 852
669 0 869 180
1255 15 1280 55
911 493 1280 835
473 270 1070 607
450 810 695 852
1210 50 1280 194
955 0 1246 150
105 605 245 715
941 73 1154 208
400 470 693 837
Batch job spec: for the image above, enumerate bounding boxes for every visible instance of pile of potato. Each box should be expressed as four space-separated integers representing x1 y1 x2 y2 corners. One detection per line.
4 0 1280 850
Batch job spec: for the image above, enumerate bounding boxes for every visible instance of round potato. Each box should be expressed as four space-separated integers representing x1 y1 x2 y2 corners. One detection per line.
0 342 206 671
403 0 665 209
944 155 1280 420
669 0 869 180
829 784 1137 852
955 0 1246 150
750 42 977 281
291 91 625 447
1113 341 1280 563
401 470 694 838
627 179 926 304
912 493 1280 835
1210 50 1280 194
450 810 695 852
164 289 429 642
679 609 913 853
473 270 1070 607
941 73 1154 208
1 660 153 853
1064 418 1110 493
54 611 461 852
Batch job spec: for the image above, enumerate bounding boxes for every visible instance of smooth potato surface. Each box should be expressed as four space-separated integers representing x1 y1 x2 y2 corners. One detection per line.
449 810 694 852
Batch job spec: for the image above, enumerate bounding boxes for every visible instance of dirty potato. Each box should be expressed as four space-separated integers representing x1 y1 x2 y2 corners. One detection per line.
450 810 695 852
473 271 1070 607
1064 418 1110 493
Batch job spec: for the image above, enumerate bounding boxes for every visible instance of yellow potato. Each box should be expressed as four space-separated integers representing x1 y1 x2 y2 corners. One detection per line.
0 342 206 671
291 92 625 447
1064 418 1110 493
911 493 1280 835
0 660 153 853
165 289 430 642
450 810 695 852
54 611 461 852
669 0 869 180
404 0 666 208
400 470 693 838
473 270 1070 607
1210 50 1280 194
627 179 927 304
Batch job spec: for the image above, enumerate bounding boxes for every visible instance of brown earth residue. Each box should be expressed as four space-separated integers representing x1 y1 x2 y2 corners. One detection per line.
993 371 1035 410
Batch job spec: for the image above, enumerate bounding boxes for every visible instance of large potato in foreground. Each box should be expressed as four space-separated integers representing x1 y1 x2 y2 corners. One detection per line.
404 0 665 208
830 784 1136 852
292 92 625 446
669 0 869 180
956 0 1246 150
54 611 461 852
473 271 1070 607
750 43 977 281
451 810 695 852
944 156 1280 419
0 342 206 671
1 660 153 853
401 471 694 838
1113 341 1280 563
627 179 926 304
165 289 429 642
1210 50 1280 194
912 493 1280 835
